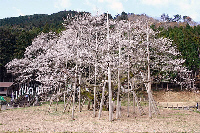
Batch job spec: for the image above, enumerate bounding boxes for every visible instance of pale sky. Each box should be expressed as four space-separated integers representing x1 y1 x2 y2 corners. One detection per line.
0 0 200 22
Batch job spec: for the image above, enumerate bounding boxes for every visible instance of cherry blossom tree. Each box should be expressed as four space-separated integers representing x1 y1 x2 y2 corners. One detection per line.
6 12 192 120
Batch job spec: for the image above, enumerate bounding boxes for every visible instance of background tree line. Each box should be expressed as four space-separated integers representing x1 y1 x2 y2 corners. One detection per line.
153 24 200 76
1 10 200 87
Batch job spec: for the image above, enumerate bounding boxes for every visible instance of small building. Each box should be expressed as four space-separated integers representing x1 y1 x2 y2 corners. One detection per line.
0 82 14 96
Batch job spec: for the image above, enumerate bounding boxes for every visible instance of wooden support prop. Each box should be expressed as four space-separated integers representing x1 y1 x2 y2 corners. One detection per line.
80 97 86 111
119 101 121 117
75 101 79 110
93 83 96 117
48 100 52 112
108 66 113 121
79 75 81 112
112 101 115 113
133 91 135 114
99 82 106 119
56 96 58 111
72 67 76 120
130 82 145 116
63 97 69 113
64 92 65 107
66 98 72 112
88 100 91 110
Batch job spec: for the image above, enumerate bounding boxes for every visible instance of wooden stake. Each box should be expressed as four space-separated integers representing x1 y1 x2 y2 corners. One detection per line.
107 11 112 122
56 95 58 111
108 66 113 121
64 92 66 109
133 89 135 114
79 75 81 112
127 21 131 117
99 82 106 119
116 36 121 119
72 61 77 120
147 32 152 119
72 83 76 120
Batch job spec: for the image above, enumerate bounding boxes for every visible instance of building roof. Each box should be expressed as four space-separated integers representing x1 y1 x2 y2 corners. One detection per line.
0 82 14 87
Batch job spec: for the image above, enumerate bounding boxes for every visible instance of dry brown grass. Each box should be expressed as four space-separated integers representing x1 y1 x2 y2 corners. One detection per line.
154 90 200 102
1 101 200 132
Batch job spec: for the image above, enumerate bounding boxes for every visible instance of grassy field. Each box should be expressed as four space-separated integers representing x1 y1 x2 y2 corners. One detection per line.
1 90 200 132
1 102 200 132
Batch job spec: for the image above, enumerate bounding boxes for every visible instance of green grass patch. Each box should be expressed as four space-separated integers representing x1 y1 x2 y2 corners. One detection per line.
121 100 148 107
41 101 49 104
194 110 200 114
52 101 64 104
140 101 148 106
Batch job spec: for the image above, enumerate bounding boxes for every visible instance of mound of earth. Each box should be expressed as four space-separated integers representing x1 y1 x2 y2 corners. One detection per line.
153 90 200 102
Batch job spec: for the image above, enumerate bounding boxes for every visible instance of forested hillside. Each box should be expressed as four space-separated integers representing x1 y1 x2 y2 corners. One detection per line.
155 24 200 79
0 10 89 81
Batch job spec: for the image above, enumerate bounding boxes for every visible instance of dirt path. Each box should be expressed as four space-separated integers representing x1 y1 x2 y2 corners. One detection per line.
1 103 200 132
